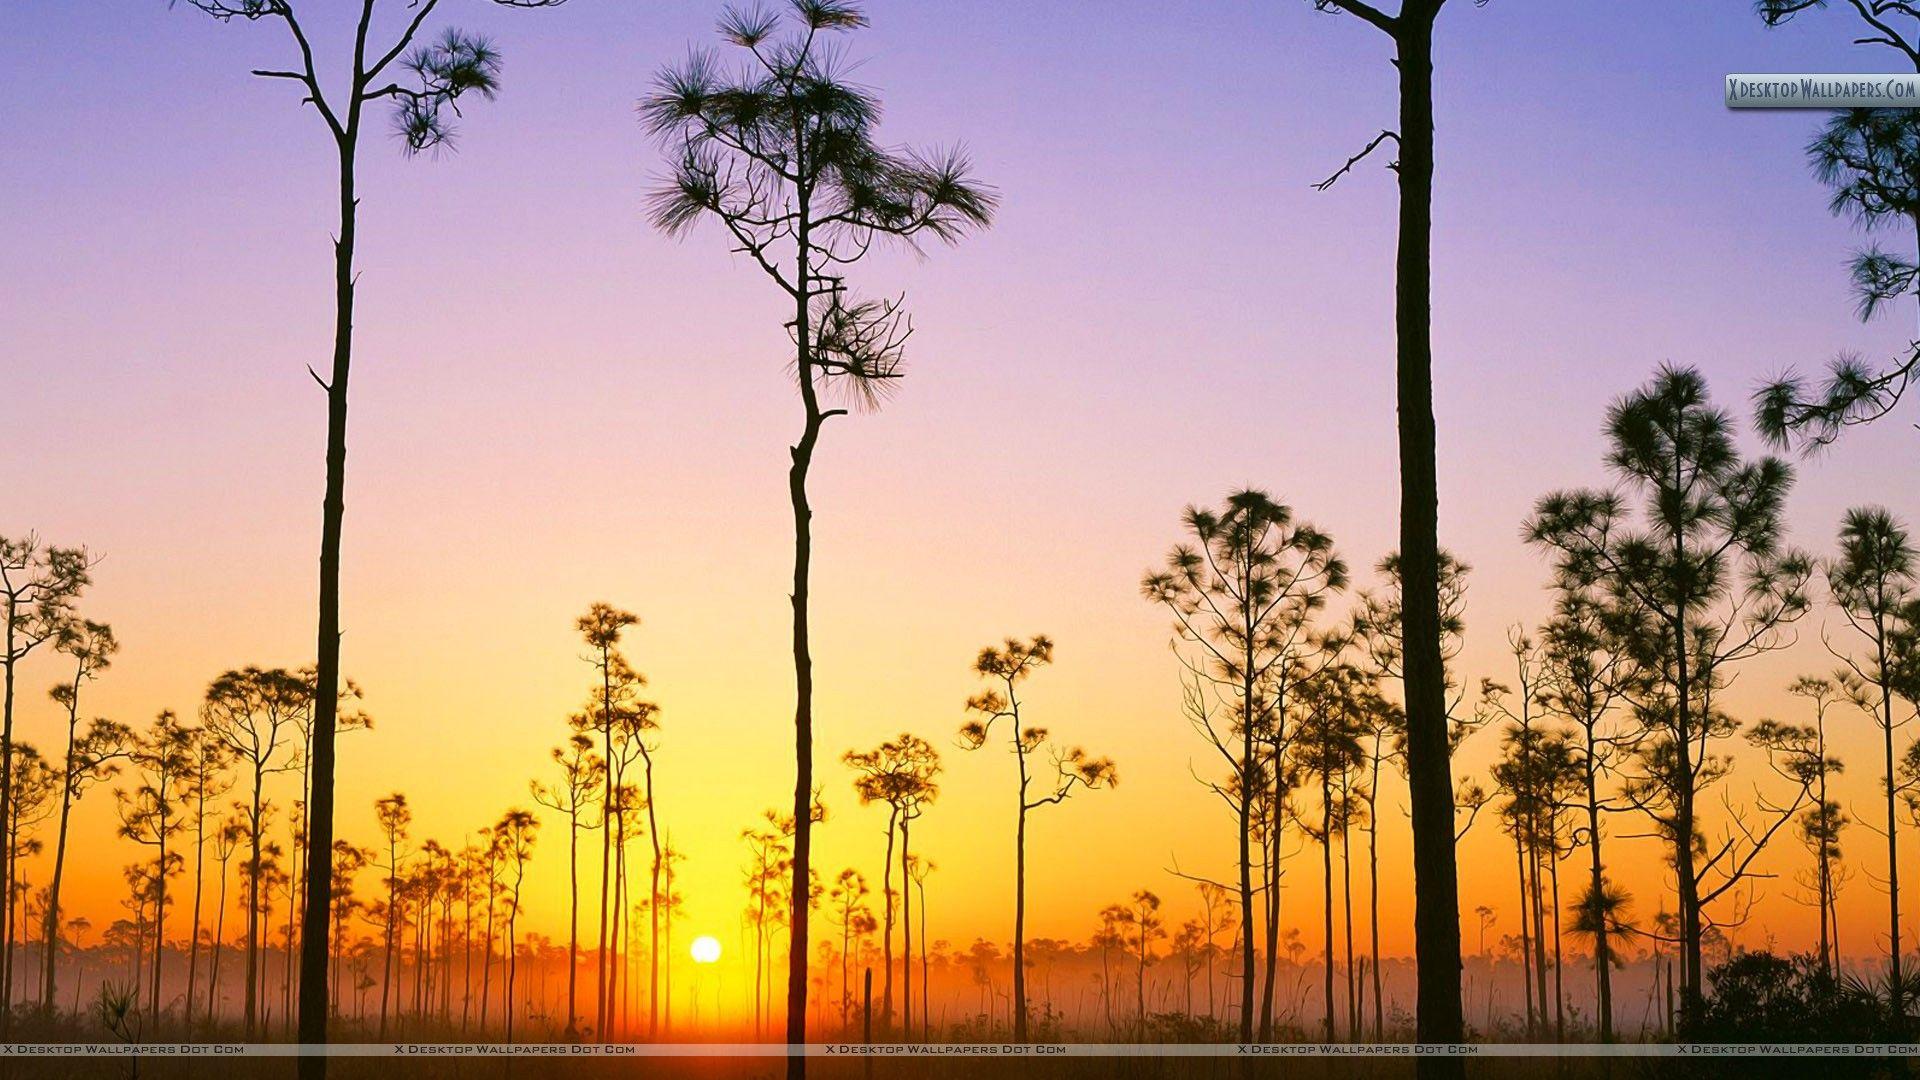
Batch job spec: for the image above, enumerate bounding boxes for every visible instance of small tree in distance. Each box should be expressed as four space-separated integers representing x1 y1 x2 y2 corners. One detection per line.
959 636 1116 1042
41 619 127 1012
201 666 312 1037
116 710 197 1016
0 534 93 1034
494 808 539 1044
843 733 939 1037
532 733 605 1040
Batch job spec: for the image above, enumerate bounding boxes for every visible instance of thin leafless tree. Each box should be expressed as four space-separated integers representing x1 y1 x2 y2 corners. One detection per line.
960 636 1116 1041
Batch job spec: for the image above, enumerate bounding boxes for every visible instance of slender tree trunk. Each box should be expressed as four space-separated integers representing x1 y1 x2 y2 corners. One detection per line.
1136 932 1147 1036
245 779 263 1036
481 874 495 1030
151 814 169 1018
1391 8 1465 1068
880 807 896 1033
645 754 662 1039
1341 787 1356 1040
1529 844 1547 1039
1321 771 1336 1042
1259 780 1280 1039
297 81 357 1064
0 611 17 1039
289 763 307 1038
1515 829 1533 1034
1237 690 1255 1042
331 905 342 1018
785 215 822 1080
1368 800 1383 1039
209 859 229 1021
132 902 146 999
1013 767 1030 1041
1549 849 1564 1041
566 810 580 1039
1586 745 1612 1041
918 874 929 1041
186 785 208 1027
1820 735 1839 978
461 875 473 1032
899 816 912 1043
41 702 80 1012
614 803 629 1036
1880 631 1902 1020
1672 611 1702 1020
505 882 522 1043
596 668 614 1038
5 830 19 1013
379 839 396 1039
664 862 674 1035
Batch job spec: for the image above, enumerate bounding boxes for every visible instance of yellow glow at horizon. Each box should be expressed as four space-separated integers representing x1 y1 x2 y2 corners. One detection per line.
690 935 721 964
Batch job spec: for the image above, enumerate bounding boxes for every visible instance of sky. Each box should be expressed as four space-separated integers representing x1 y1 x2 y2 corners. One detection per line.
5 0 1920 1001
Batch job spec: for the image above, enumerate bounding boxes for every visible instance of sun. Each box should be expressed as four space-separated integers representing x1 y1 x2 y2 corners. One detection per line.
690 934 722 964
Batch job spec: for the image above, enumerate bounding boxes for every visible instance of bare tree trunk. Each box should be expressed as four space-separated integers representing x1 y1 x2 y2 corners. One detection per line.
596 654 614 1038
41 708 80 1012
645 755 662 1039
1880 634 1902 1019
504 899 518 1042
1013 791 1030 1041
1529 843 1547 1038
785 219 821 1079
918 874 929 1041
1515 829 1533 1034
566 810 580 1039
1584 728 1612 1041
298 72 358 1059
1368 782 1384 1039
150 825 169 1018
1259 780 1281 1040
186 787 208 1027
880 807 896 1034
1391 12 1467 1073
209 860 230 1021
245 777 263 1036
481 883 497 1031
1549 850 1564 1041
1321 772 1336 1042
1237 692 1256 1042
1672 613 1702 1020
378 880 395 1038
1 609 18 1038
899 816 912 1043
1341 787 1356 1040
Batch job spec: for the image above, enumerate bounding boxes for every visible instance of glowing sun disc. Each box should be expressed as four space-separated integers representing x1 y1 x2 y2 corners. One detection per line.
690 935 722 964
